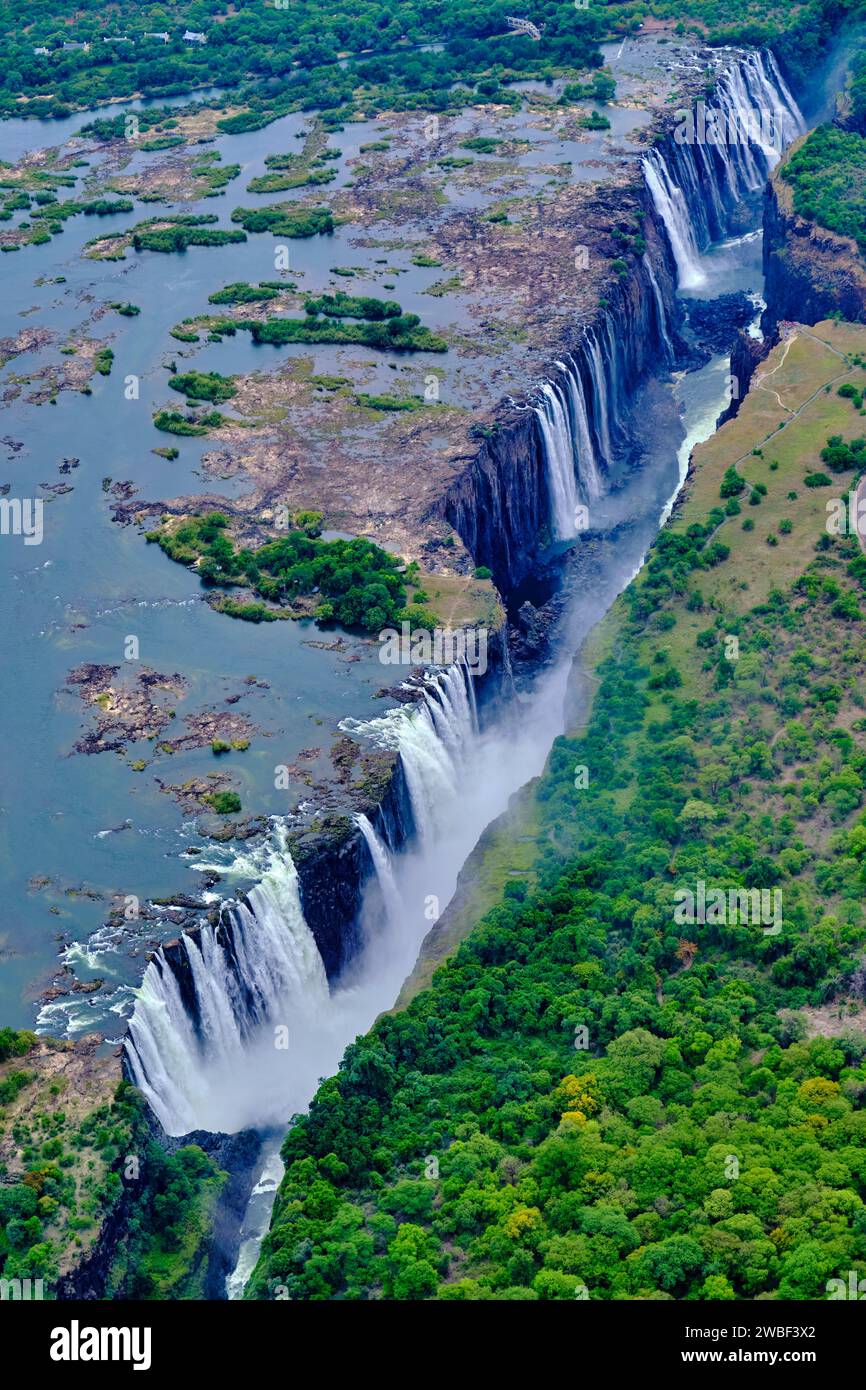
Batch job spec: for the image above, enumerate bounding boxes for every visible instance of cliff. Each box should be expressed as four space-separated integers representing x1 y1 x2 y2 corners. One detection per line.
718 329 770 426
441 197 680 595
762 156 866 337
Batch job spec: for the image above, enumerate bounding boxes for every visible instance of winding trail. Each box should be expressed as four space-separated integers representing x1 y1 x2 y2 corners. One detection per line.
729 325 855 476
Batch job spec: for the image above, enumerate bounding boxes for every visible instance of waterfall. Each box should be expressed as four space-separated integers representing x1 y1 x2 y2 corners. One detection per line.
340 665 475 846
718 50 804 174
124 824 329 1135
535 378 581 538
644 48 804 293
462 654 480 731
534 351 606 538
643 146 706 290
582 334 613 467
558 357 603 501
124 663 477 1129
644 255 674 362
356 813 402 925
762 51 805 149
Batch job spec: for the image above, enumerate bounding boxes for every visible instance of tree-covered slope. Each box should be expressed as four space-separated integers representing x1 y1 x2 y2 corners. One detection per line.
0 0 861 119
0 1031 225 1298
247 322 866 1301
782 124 866 256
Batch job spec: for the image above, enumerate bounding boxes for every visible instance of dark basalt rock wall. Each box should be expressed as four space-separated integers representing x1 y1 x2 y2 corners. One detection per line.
762 174 866 337
443 408 548 598
180 1126 264 1300
147 635 509 997
718 328 770 426
295 827 369 977
151 829 365 994
55 1106 263 1301
441 197 680 596
127 53 783 1067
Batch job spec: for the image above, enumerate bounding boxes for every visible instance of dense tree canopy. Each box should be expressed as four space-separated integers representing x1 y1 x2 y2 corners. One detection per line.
247 448 866 1300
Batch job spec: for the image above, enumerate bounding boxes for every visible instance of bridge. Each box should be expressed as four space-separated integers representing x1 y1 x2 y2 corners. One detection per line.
505 16 543 40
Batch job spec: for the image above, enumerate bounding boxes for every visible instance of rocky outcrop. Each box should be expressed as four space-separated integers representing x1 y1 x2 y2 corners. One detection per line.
762 162 866 337
718 329 771 426
293 822 371 975
166 1125 262 1300
55 1097 263 1301
442 408 548 595
683 292 757 363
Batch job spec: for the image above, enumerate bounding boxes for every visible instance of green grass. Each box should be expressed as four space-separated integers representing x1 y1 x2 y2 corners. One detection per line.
146 510 432 635
207 282 282 305
153 409 227 436
230 204 334 238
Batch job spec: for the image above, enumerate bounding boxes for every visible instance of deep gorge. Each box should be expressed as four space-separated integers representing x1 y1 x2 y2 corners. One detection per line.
106 41 817 1299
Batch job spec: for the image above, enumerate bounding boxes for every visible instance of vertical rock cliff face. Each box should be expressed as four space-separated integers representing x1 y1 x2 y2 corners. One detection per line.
717 328 769 426
762 169 866 336
54 1102 263 1301
441 200 680 594
442 47 805 594
442 409 549 596
403 48 809 991
146 47 793 999
293 830 369 976
123 48 809 1150
643 49 803 282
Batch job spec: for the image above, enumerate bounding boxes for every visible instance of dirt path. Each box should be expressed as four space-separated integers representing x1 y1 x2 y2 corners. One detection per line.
728 325 853 477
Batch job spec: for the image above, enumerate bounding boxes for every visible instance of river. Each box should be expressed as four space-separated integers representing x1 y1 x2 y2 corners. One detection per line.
0 31 838 1298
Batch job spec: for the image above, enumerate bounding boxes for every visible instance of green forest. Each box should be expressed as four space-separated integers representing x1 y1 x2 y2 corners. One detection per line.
783 124 866 255
0 1036 223 1299
247 392 866 1297
2 0 866 1324
147 511 435 633
0 0 859 122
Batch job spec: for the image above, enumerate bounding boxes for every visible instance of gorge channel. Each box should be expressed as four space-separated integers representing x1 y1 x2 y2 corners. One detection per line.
118 41 814 1296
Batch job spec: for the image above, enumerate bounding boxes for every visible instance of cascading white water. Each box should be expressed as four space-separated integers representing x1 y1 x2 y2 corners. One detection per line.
124 824 329 1135
583 333 613 466
643 147 706 290
644 48 804 292
126 666 479 1134
227 653 576 1296
535 378 581 538
717 50 804 174
762 51 806 147
340 664 475 845
108 38 813 1297
217 45 801 1283
462 654 480 730
534 353 605 539
355 813 402 926
644 255 674 362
